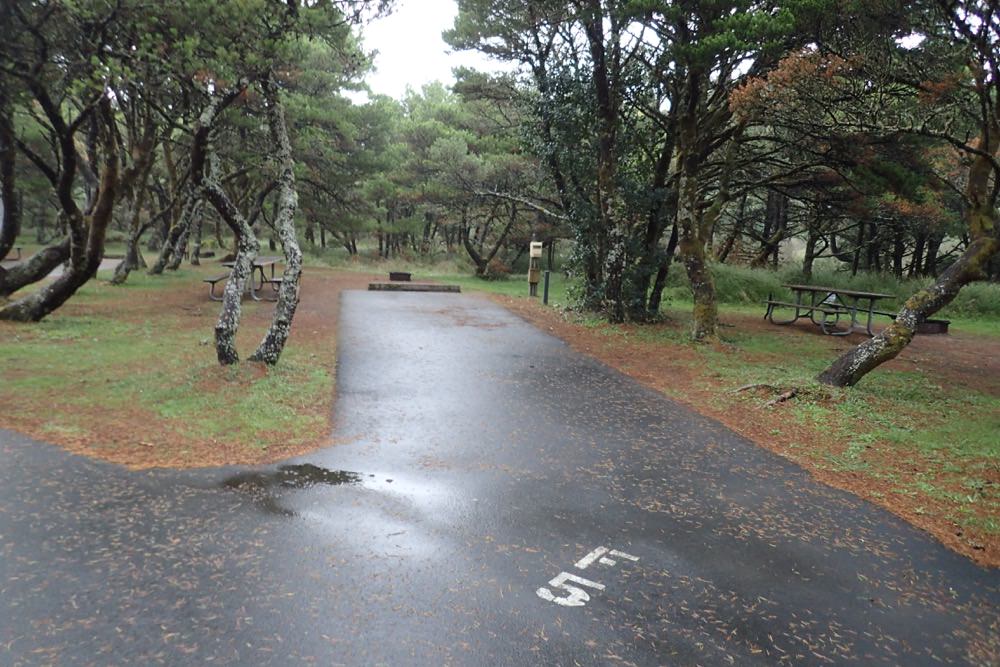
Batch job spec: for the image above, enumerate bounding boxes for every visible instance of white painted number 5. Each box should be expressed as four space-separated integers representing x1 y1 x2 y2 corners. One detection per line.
536 572 606 607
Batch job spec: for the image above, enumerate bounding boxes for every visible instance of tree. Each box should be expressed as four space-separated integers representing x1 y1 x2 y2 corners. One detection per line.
754 1 1000 386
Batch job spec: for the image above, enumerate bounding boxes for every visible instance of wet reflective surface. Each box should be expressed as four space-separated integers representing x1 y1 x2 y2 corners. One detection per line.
222 465 363 516
0 292 997 665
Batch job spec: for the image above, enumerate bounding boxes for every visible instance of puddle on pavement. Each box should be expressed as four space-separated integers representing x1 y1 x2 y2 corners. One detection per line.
222 464 363 516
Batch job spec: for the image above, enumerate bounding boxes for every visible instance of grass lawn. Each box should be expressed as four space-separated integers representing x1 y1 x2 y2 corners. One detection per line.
0 263 370 468
456 276 1000 566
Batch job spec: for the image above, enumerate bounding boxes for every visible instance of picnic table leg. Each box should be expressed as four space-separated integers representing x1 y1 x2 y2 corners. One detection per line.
249 267 262 301
808 291 826 326
765 292 801 325
864 298 877 336
825 298 855 336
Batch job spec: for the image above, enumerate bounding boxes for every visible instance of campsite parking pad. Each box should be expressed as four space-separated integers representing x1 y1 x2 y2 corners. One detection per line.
1 291 997 664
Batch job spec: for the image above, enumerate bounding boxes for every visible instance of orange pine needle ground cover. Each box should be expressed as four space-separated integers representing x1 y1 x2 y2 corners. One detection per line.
490 294 999 567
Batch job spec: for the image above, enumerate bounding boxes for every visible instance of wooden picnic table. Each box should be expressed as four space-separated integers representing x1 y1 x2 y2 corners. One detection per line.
218 256 283 301
764 284 895 337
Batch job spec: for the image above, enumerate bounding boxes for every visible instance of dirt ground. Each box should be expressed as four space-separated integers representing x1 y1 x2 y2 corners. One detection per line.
491 295 1000 568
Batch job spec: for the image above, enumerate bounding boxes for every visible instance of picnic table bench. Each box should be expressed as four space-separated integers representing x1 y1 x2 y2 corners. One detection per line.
203 272 231 301
1 246 22 262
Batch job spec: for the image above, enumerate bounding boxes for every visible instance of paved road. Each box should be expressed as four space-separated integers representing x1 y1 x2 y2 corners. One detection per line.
1 292 997 665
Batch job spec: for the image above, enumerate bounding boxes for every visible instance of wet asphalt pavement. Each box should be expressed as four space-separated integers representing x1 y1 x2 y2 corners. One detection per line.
1 291 998 665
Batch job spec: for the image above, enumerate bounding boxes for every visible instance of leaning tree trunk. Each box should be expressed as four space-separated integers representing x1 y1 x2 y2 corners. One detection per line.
111 172 152 285
0 236 70 297
819 131 998 387
817 231 997 386
149 194 199 274
200 151 257 365
166 204 197 271
648 221 679 314
249 74 303 365
0 103 118 321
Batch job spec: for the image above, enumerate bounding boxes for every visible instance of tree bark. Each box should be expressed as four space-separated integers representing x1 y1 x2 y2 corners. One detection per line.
196 115 257 364
0 96 20 261
648 220 679 314
249 74 303 365
715 192 747 264
167 201 199 270
148 192 197 274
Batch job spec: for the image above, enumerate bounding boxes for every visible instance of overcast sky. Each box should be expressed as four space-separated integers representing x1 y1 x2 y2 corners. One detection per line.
354 0 509 100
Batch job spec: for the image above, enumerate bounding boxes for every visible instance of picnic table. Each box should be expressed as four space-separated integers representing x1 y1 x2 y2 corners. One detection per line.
764 284 894 337
205 255 283 301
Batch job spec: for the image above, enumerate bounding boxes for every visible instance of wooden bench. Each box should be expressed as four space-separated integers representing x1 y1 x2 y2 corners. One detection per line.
203 273 230 301
1 246 21 262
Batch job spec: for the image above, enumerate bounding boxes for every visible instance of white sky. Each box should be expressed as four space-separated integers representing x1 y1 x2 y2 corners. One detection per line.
353 0 509 101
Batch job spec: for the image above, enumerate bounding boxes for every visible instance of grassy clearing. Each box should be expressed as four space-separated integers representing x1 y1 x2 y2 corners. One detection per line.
0 266 340 467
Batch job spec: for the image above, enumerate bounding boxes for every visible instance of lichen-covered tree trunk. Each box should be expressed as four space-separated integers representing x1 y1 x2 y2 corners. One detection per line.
203 155 257 365
111 171 152 285
250 76 301 365
819 129 999 386
679 234 718 341
166 202 199 270
189 211 204 266
111 225 144 285
148 193 199 275
647 221 679 314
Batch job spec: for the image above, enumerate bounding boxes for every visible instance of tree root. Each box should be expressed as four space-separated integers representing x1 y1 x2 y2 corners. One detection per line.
730 382 801 407
765 388 798 407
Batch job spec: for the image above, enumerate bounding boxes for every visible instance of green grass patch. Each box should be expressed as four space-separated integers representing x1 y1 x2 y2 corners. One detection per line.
0 265 337 466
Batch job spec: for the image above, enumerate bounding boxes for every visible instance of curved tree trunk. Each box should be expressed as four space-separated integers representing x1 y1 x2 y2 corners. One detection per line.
166 202 199 271
250 74 302 365
148 193 199 275
0 236 70 297
0 101 119 321
819 128 999 387
110 167 153 285
183 83 257 365
647 221 679 314
189 210 204 266
818 232 997 386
